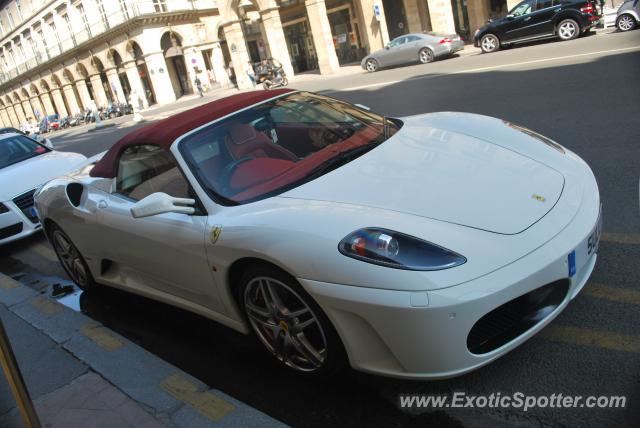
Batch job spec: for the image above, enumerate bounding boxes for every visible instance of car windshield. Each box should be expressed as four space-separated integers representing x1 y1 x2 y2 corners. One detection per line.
0 135 49 169
180 92 400 204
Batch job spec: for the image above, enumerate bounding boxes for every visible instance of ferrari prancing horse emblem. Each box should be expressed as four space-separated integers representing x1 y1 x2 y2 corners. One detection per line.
532 194 546 203
210 225 223 244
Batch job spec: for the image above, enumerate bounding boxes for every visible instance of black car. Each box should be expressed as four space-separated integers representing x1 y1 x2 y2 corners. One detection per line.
474 0 600 53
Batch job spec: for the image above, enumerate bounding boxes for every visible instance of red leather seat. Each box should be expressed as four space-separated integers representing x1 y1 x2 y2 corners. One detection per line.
225 123 297 161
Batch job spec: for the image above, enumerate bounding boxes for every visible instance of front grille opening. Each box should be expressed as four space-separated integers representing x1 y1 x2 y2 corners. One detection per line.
467 279 570 355
13 189 38 223
0 223 23 240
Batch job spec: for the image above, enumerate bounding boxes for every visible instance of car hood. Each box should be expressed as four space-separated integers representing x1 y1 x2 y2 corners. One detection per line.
282 113 565 235
0 150 87 201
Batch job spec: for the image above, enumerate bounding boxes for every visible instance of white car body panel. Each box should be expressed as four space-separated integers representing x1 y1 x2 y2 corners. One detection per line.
34 111 600 379
0 135 87 244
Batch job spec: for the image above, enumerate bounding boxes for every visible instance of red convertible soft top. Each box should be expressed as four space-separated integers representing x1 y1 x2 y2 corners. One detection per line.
90 88 294 178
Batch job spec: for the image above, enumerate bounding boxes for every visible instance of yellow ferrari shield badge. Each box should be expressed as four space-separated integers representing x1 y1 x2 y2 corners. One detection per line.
210 225 223 244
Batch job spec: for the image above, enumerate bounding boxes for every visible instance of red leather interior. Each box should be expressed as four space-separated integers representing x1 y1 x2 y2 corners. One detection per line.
229 158 295 190
225 124 297 161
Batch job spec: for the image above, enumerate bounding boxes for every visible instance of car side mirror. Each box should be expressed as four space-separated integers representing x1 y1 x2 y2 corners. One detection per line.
130 192 196 218
385 44 390 50
43 138 53 149
506 14 514 19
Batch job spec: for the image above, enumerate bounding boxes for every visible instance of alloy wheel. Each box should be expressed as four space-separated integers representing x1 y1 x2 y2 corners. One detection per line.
558 21 578 40
481 35 499 53
52 230 88 287
617 15 636 32
419 48 434 64
244 276 328 372
366 59 378 72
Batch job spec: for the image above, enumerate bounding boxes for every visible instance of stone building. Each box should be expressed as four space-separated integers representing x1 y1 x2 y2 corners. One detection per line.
0 0 513 128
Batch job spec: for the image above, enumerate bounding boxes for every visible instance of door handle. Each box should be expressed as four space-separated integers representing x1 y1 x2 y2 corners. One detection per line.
524 16 532 21
98 200 108 209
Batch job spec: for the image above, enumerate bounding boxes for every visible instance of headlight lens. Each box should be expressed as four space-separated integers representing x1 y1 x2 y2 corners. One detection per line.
338 228 466 271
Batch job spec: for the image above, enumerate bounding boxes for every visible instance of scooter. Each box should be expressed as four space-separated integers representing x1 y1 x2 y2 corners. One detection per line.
262 66 288 90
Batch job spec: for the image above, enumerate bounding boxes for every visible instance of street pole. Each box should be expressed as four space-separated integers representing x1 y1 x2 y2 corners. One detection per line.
0 317 41 428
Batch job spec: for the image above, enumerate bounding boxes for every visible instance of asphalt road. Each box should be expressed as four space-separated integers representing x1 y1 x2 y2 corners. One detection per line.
2 29 639 427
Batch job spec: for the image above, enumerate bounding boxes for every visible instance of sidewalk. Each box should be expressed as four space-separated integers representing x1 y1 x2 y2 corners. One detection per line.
0 273 286 428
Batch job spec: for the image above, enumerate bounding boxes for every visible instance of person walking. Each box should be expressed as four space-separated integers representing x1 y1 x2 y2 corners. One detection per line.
194 76 204 97
246 61 257 87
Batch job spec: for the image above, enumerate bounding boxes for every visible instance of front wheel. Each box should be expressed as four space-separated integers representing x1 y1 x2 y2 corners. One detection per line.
238 265 345 377
557 19 580 41
263 81 272 90
480 34 500 53
616 14 637 32
50 225 97 291
281 77 288 86
365 58 378 72
418 48 435 64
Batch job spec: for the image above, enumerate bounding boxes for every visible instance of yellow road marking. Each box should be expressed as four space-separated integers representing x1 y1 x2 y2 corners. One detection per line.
0 274 19 290
31 242 59 262
601 233 640 245
541 326 640 353
81 323 125 352
30 296 63 316
160 374 235 421
584 283 640 306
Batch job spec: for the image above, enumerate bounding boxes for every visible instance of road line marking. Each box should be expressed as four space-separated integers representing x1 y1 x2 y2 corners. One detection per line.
584 283 640 306
324 46 640 93
541 326 640 353
31 242 59 262
601 232 640 245
160 374 235 421
0 275 19 290
81 323 125 352
30 296 63 315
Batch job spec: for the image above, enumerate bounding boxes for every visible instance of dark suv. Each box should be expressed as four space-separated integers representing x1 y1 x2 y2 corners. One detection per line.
474 0 600 53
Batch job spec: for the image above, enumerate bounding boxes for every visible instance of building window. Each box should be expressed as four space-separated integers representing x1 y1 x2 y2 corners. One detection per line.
16 0 23 21
153 0 168 13
77 3 91 36
96 0 109 28
7 12 15 30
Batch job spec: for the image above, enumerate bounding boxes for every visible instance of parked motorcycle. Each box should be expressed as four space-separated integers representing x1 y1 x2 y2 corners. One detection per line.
256 59 288 90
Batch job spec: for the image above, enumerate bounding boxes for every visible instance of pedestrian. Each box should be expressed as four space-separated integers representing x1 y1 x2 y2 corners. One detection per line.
195 76 204 97
246 61 257 87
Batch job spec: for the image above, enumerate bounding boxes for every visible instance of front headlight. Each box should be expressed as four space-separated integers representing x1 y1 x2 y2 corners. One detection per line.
0 202 9 214
338 228 466 271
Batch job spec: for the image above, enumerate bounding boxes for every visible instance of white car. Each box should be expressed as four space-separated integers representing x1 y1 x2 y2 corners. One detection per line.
0 133 87 245
35 90 601 379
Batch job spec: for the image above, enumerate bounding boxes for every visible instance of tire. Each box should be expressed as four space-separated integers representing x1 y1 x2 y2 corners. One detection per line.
557 19 580 41
237 264 346 377
616 14 637 32
365 58 378 72
418 47 435 64
49 224 97 292
263 81 271 90
480 34 500 53
282 77 288 86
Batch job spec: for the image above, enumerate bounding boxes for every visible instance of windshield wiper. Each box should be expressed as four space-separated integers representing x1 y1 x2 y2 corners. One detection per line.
305 142 379 181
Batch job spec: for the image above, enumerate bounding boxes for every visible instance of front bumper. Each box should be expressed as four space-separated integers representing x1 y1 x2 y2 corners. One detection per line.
0 191 42 245
299 170 600 379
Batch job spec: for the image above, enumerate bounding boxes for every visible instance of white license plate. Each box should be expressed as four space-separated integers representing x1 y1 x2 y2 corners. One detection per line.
569 208 602 277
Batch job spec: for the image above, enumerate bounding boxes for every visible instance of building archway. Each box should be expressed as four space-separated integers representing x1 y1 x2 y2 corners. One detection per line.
91 56 115 104
108 49 132 102
62 68 84 112
161 31 192 99
39 80 57 116
51 74 71 116
76 63 95 104
127 41 156 106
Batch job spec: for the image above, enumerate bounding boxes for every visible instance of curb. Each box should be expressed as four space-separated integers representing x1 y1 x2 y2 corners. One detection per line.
0 273 287 427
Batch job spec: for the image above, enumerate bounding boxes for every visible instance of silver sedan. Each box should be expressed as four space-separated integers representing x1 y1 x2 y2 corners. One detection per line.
361 33 464 72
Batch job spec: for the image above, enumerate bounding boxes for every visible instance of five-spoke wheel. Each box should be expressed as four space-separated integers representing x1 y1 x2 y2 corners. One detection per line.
558 19 579 41
365 58 378 72
419 48 435 64
480 34 500 53
50 225 96 291
239 266 344 375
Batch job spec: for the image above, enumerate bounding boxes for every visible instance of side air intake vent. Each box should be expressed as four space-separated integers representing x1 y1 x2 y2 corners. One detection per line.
66 183 84 207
